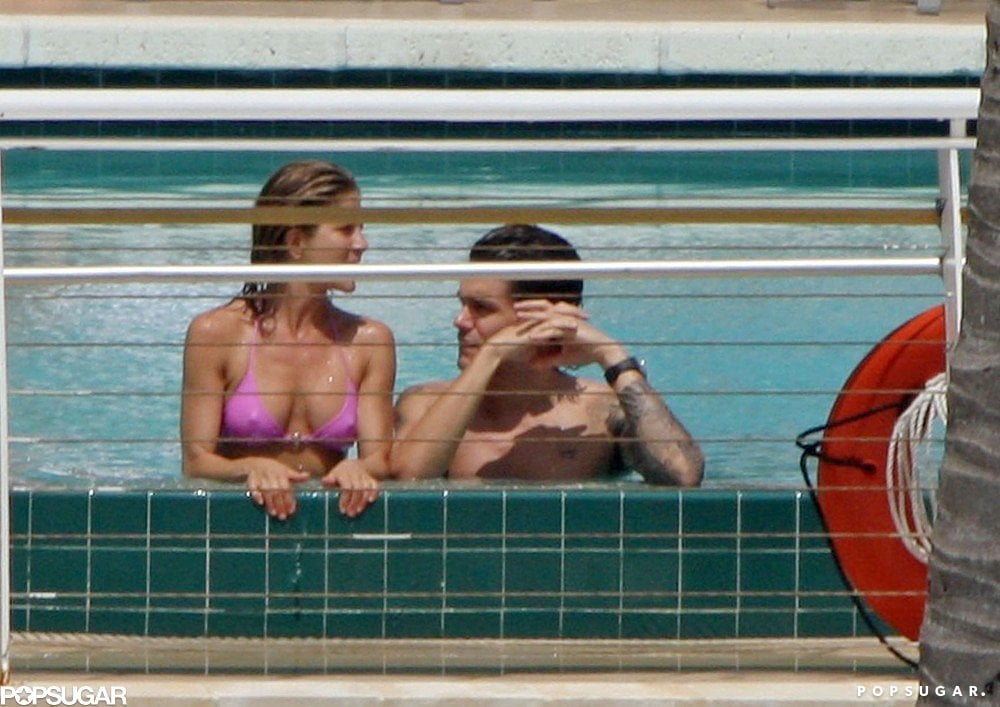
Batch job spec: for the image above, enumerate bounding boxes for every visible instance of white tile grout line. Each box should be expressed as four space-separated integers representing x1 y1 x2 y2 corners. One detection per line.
676 491 683 640
617 489 625 640
558 490 566 638
380 493 389 640
143 491 151 638
22 493 31 632
322 492 330 642
203 492 211 639
440 489 448 638
263 497 270 640
143 492 151 672
794 490 801 640
84 489 92 633
735 490 742 639
499 491 507 641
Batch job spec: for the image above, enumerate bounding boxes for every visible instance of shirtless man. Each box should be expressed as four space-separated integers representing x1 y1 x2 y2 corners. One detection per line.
391 224 704 486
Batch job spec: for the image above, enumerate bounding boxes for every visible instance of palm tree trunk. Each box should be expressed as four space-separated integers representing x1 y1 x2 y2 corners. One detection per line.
917 3 1000 703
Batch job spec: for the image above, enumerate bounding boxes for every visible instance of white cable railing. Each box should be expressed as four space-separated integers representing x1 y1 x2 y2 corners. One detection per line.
0 136 978 153
0 87 979 122
0 259 943 286
0 87 979 679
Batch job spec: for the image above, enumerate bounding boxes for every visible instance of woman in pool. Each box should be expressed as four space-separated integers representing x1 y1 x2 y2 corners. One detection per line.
181 160 395 520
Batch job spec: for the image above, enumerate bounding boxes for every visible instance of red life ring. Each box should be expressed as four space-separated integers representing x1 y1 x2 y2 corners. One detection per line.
816 304 945 642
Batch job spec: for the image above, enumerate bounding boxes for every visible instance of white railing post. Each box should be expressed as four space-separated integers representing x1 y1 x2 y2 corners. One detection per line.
939 118 966 363
0 148 10 685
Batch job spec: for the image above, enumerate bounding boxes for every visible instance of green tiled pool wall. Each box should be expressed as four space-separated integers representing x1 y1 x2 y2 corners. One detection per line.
10 487 891 640
0 66 979 90
0 67 979 142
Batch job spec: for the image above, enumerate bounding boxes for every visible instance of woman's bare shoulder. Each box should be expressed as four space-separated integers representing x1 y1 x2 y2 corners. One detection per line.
339 311 395 347
186 300 251 345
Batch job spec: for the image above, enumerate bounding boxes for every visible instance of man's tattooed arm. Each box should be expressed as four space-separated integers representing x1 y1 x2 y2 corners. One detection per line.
607 378 704 487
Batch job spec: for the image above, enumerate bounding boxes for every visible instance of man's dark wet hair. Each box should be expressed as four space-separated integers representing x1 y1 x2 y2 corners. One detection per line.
469 224 583 306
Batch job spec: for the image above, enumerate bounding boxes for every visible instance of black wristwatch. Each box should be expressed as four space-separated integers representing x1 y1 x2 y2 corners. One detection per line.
603 356 646 386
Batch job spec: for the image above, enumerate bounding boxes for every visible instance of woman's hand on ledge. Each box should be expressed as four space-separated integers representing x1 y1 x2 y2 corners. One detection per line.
322 459 381 518
246 460 310 521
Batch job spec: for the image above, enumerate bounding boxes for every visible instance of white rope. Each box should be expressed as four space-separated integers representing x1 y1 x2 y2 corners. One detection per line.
886 371 947 564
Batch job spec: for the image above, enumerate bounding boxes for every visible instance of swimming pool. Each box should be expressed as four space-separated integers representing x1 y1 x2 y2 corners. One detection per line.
2 147 948 489
0 88 960 649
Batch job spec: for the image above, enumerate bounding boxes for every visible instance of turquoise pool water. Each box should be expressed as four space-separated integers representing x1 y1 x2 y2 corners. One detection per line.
2 149 947 488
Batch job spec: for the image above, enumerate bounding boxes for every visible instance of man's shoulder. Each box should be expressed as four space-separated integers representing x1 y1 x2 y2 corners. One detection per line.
398 379 454 400
572 374 609 392
568 374 616 406
396 380 452 406
394 379 456 425
561 373 623 429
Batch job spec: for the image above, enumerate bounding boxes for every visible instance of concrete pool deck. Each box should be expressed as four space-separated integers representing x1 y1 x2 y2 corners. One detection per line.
0 0 989 78
7 672 919 707
8 636 919 706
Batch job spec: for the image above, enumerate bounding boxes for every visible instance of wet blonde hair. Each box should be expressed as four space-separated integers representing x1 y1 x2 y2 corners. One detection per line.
241 160 359 316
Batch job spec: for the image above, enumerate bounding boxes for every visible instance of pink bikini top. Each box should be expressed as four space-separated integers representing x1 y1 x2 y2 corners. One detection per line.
220 322 359 452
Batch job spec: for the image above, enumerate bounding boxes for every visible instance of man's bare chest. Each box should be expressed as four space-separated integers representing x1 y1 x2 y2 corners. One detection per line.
451 403 615 481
